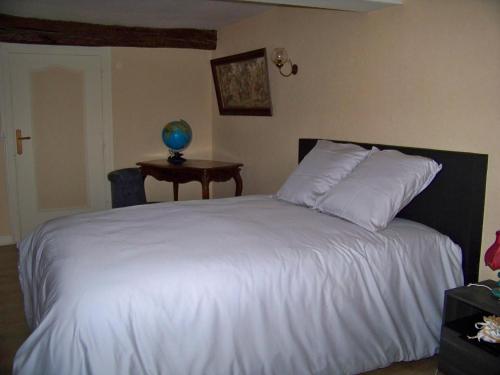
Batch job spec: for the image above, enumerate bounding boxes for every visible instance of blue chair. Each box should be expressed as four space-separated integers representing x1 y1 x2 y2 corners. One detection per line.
107 168 147 208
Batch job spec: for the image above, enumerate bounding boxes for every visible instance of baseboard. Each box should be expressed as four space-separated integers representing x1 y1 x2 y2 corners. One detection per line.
0 235 14 246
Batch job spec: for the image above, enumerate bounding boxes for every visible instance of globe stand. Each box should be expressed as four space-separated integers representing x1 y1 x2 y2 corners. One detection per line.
167 151 186 165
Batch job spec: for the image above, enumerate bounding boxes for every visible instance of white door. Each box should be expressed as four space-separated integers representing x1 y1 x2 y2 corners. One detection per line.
0 44 113 239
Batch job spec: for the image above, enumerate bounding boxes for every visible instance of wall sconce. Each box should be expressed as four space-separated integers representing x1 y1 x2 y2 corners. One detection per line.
271 48 298 77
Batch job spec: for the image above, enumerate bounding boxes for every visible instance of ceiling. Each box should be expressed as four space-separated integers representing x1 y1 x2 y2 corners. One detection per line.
0 0 273 29
237 0 401 12
0 0 401 30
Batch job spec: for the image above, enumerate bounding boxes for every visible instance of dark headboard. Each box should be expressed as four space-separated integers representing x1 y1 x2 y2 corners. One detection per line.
299 139 488 285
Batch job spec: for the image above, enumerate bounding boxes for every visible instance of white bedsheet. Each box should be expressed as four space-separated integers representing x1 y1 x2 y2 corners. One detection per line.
14 195 463 375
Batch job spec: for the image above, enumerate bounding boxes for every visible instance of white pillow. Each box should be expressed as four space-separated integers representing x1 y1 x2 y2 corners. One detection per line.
316 149 442 231
276 140 371 207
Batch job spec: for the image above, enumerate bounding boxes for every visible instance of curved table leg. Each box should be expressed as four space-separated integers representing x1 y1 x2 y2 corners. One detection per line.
173 182 179 201
234 171 243 196
201 174 210 199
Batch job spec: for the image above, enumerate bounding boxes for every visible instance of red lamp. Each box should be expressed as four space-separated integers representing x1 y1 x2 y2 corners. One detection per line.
485 231 500 298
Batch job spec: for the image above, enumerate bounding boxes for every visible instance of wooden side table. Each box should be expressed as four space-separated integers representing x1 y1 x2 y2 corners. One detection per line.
137 159 243 201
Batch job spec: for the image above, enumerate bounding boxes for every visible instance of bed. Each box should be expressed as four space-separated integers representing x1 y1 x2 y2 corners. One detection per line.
299 139 488 285
14 139 488 375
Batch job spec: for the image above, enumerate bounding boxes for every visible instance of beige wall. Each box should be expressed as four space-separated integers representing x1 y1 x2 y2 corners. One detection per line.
0 0 498 281
112 47 213 202
0 46 213 237
213 0 500 280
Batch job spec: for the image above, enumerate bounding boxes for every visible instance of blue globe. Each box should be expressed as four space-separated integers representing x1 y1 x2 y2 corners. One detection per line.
162 120 192 164
162 120 192 152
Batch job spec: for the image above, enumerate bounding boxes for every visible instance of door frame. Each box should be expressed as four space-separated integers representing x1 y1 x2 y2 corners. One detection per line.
0 43 114 242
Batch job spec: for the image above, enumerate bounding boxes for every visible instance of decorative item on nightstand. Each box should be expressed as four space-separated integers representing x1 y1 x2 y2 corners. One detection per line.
468 315 500 343
162 119 192 165
485 230 500 298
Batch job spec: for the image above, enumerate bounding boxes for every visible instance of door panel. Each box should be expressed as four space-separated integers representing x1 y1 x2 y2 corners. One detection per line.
4 48 109 237
31 66 88 210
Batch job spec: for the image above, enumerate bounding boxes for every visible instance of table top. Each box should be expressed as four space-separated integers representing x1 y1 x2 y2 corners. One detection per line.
137 159 243 170
445 280 500 314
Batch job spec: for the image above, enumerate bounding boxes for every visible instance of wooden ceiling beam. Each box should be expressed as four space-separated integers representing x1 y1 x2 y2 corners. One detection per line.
0 14 217 50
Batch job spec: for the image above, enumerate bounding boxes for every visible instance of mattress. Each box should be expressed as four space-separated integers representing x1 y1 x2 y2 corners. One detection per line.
14 195 463 374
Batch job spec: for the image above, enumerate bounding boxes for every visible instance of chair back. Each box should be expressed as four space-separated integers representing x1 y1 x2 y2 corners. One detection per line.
107 168 147 208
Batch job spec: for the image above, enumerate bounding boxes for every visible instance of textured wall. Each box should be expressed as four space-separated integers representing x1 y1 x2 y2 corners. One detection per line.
0 46 214 238
213 0 500 280
111 47 213 202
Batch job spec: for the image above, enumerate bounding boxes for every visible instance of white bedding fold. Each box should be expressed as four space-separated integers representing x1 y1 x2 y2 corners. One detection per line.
15 195 462 375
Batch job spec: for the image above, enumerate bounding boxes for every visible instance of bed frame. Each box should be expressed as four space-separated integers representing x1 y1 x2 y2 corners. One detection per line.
299 139 488 285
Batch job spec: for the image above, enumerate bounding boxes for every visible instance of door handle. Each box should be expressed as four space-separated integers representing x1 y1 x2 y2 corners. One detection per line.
16 129 31 155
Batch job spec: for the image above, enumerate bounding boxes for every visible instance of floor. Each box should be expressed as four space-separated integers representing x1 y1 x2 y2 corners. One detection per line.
0 245 30 375
0 244 441 374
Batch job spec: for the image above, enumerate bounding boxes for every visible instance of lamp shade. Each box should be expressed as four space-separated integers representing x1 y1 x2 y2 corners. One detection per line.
485 231 500 270
271 48 288 67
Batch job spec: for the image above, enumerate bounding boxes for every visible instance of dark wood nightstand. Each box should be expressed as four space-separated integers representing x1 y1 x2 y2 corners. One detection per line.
438 280 500 375
137 159 243 201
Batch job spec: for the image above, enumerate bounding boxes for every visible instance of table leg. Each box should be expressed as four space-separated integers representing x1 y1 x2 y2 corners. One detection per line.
201 180 210 199
173 182 179 201
234 171 243 196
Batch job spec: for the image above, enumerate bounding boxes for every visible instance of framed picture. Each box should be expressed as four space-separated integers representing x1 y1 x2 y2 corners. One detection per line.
210 48 272 116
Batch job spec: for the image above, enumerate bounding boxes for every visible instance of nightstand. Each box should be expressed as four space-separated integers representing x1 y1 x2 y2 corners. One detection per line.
438 280 500 375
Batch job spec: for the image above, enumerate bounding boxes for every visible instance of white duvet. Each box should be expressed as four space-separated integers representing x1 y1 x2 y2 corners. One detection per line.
15 195 462 375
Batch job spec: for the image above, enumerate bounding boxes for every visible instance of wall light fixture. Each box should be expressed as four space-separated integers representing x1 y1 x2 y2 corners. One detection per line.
271 48 298 77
